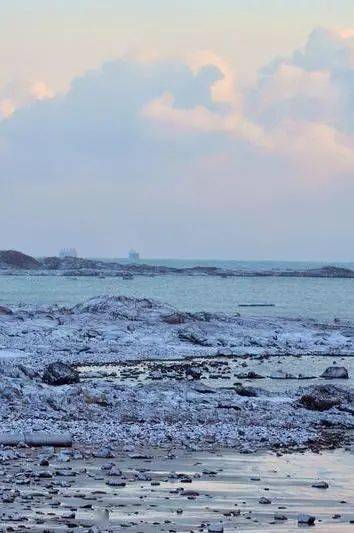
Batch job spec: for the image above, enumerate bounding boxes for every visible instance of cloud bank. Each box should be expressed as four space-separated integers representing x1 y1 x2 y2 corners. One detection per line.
1 28 354 259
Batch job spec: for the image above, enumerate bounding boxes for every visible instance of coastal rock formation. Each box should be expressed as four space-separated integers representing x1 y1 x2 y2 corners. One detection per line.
0 250 40 269
298 385 348 411
1 249 354 279
0 295 352 452
42 362 80 386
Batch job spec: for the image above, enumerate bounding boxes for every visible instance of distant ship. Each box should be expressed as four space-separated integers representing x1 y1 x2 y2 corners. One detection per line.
128 249 140 261
59 248 78 258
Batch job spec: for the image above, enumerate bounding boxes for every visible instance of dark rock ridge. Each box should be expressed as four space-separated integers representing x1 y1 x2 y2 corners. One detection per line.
0 250 40 269
1 250 354 279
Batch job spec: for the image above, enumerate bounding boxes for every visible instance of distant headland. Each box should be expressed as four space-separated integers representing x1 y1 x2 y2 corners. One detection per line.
1 250 354 279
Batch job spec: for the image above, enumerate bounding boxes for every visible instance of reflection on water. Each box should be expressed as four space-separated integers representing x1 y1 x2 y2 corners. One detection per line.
79 355 354 394
15 447 354 532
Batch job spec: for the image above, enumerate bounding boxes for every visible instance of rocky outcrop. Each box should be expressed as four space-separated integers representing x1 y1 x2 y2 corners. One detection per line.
1 249 354 279
42 362 80 386
302 266 354 278
0 250 40 269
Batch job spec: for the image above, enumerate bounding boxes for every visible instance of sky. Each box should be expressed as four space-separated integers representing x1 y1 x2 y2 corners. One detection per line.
2 0 354 260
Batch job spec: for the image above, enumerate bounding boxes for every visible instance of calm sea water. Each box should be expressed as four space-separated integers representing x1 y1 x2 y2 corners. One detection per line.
1 259 354 321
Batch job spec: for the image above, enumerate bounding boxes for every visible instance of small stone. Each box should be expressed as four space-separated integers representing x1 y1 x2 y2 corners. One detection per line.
312 481 329 489
259 497 271 504
274 513 288 521
298 513 316 525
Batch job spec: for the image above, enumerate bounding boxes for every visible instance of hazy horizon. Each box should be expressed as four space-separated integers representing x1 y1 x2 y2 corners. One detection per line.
2 1 354 260
10 248 354 264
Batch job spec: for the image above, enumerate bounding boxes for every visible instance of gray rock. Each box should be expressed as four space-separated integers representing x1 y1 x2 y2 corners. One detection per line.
42 362 80 386
234 384 259 397
178 328 210 346
312 481 329 489
299 394 339 411
298 513 316 525
274 513 288 520
298 385 342 411
321 366 349 379
259 497 271 504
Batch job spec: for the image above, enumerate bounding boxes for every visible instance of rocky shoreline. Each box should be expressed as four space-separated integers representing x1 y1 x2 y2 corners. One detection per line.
1 250 354 279
0 294 354 531
1 445 353 532
0 295 353 454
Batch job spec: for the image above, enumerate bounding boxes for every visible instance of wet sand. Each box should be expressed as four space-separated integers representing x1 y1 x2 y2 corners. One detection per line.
1 445 353 531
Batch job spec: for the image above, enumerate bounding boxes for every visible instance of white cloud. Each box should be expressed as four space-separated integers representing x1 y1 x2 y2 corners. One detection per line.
256 64 337 110
2 30 354 257
0 79 54 119
267 120 354 176
187 51 240 106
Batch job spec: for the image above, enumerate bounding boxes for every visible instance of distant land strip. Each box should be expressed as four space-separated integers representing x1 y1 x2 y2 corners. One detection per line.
1 250 354 279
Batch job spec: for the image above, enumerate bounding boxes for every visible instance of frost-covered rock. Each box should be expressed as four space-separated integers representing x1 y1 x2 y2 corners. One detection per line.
42 362 80 386
321 366 349 379
298 513 316 525
298 385 343 411
178 327 210 346
162 312 189 324
312 481 329 489
0 295 353 452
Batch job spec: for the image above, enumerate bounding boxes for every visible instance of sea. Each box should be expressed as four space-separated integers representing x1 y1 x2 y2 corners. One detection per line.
1 259 354 321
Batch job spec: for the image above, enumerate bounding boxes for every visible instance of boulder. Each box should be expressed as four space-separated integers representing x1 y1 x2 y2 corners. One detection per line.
299 394 339 411
312 481 329 489
42 362 80 386
298 385 342 411
321 366 349 379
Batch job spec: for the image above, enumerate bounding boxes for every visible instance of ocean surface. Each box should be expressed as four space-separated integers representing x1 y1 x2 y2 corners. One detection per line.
1 259 354 321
